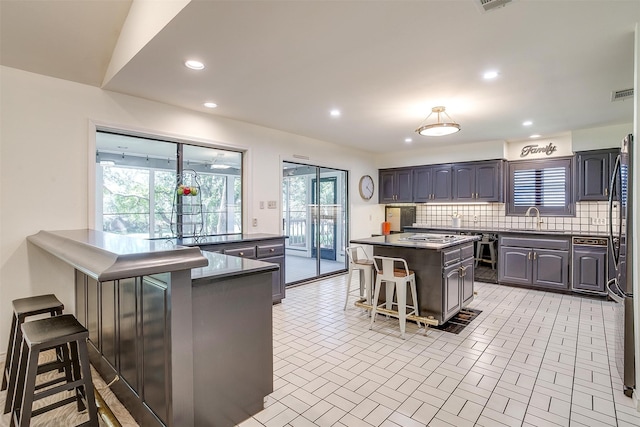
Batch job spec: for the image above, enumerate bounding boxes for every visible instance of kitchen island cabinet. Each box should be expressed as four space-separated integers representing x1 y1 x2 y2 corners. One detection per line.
350 233 479 324
27 229 276 427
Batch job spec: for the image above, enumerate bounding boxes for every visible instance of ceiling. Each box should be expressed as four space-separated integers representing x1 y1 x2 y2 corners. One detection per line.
1 0 638 153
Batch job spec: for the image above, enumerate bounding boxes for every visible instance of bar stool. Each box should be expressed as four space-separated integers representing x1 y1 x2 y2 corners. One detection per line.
2 294 64 414
344 246 374 310
475 234 497 270
10 314 98 427
369 256 419 339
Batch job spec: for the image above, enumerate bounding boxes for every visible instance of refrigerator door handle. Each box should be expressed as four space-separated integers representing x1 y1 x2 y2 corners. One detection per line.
608 154 621 268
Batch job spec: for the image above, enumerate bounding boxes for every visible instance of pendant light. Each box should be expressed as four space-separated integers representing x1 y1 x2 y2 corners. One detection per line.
415 106 461 136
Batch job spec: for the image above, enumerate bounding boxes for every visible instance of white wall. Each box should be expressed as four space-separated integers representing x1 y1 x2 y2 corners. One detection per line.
0 66 382 350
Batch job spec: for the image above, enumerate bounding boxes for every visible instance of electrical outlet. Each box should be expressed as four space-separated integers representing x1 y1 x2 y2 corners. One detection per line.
591 217 606 225
267 201 277 209
252 218 258 227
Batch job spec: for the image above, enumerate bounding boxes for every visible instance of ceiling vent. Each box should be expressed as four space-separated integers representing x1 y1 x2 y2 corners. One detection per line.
476 0 513 13
611 88 634 102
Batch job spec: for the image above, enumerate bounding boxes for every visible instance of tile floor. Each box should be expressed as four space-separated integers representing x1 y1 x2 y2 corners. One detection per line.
239 275 640 427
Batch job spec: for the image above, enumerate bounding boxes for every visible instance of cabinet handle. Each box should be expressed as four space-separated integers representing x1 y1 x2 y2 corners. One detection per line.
270 248 275 252
239 252 244 256
528 252 531 260
605 187 608 196
533 252 537 260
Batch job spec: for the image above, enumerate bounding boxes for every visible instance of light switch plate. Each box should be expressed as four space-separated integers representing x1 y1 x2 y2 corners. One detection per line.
267 201 277 209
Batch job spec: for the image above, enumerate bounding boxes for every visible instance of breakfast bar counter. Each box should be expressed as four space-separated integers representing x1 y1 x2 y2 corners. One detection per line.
27 229 277 427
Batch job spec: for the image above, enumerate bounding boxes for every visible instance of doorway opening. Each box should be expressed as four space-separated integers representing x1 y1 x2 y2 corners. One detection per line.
282 162 348 284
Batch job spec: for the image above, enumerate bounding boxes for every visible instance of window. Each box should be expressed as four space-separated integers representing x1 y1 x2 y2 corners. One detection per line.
95 131 242 238
506 157 574 216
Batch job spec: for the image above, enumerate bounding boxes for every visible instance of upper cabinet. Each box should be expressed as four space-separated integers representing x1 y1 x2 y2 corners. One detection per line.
575 149 619 201
413 165 452 202
379 168 413 203
379 160 503 204
452 160 503 202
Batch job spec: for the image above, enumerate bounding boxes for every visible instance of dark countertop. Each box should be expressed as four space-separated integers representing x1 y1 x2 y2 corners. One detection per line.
351 232 479 250
161 233 286 247
404 225 608 238
191 251 278 285
27 229 279 282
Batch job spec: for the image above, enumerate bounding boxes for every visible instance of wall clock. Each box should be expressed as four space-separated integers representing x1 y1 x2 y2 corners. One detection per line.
358 175 375 200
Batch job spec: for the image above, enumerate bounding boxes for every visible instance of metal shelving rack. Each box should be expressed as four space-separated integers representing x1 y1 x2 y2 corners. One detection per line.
171 169 203 238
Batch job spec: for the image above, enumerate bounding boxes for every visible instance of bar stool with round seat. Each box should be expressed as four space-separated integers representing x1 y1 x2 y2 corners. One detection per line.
369 256 419 339
10 314 98 427
2 294 64 414
343 246 374 310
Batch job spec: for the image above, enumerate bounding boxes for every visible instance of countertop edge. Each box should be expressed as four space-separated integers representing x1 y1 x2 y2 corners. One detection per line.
28 229 209 281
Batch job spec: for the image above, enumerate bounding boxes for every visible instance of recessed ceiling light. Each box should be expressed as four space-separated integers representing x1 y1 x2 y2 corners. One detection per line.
405 138 413 143
203 102 218 108
330 109 341 117
522 120 533 126
483 70 499 79
530 134 541 138
185 60 205 70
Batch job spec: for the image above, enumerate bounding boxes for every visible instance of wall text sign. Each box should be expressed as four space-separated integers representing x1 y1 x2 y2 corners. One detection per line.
520 143 557 158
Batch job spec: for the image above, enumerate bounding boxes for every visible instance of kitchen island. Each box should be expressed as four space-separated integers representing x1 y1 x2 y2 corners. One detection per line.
350 232 480 324
27 229 277 427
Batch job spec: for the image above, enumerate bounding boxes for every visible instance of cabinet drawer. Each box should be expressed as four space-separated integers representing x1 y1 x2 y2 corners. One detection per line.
257 243 284 258
442 248 461 266
500 236 570 250
224 246 256 258
460 244 474 260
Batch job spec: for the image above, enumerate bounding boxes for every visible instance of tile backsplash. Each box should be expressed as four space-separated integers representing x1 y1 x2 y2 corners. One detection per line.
413 201 616 234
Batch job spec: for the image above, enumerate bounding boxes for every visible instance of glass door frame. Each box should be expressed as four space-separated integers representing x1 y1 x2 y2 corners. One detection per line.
282 161 349 285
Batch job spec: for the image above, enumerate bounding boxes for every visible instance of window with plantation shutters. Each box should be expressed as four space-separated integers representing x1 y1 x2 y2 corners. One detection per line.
507 158 574 216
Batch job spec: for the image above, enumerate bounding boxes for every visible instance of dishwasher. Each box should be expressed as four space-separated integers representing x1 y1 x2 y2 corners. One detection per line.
571 236 609 295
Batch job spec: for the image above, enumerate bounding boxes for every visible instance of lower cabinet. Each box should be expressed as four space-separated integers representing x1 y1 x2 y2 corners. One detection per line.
442 245 474 322
200 237 286 303
572 245 607 294
498 236 570 290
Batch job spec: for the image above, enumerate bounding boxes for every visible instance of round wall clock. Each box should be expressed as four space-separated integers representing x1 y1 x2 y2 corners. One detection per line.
358 175 375 200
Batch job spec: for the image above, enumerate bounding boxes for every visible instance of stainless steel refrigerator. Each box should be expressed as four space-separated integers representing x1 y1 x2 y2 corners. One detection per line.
607 133 635 397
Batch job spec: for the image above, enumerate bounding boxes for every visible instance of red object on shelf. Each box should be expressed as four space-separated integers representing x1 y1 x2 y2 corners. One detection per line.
382 222 391 235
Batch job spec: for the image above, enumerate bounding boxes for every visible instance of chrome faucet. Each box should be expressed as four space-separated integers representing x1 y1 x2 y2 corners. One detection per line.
525 206 542 230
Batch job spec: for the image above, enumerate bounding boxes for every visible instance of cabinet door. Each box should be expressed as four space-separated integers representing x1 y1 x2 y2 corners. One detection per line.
141 276 169 426
101 280 117 368
262 255 285 303
443 264 461 322
498 247 532 285
412 166 433 202
461 257 474 307
452 164 475 201
532 249 569 289
475 161 502 202
396 169 413 202
118 277 139 391
379 170 396 203
572 247 607 293
576 151 615 201
432 165 452 201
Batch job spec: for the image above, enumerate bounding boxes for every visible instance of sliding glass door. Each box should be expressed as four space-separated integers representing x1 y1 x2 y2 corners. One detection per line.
282 162 348 284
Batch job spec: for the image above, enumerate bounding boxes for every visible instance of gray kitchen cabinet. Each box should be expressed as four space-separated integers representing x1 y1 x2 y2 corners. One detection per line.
452 160 503 202
442 244 475 322
200 237 286 303
413 165 452 202
575 149 619 201
498 235 570 290
572 245 607 293
379 168 413 202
